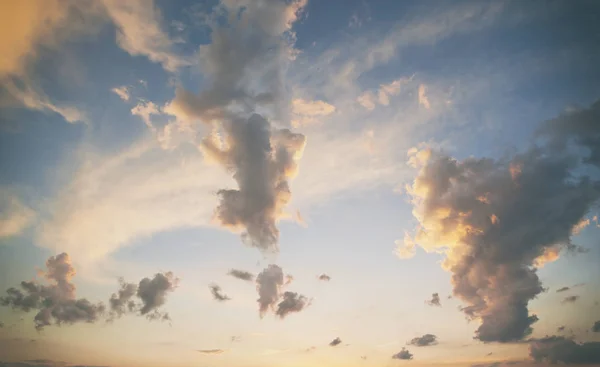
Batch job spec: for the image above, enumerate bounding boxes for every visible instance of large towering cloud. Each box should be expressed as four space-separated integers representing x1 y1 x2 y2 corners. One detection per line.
0 253 105 330
401 101 600 343
164 0 307 252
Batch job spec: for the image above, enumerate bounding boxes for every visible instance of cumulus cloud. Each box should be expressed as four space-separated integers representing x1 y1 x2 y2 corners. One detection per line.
256 265 284 317
227 269 255 282
0 190 35 238
529 336 600 364
408 334 438 347
426 293 441 307
108 272 177 322
163 0 308 252
402 107 600 343
275 291 309 318
0 253 105 330
562 296 579 304
318 274 331 281
329 337 342 347
593 321 600 332
209 284 231 302
392 348 413 360
291 98 336 127
111 86 130 101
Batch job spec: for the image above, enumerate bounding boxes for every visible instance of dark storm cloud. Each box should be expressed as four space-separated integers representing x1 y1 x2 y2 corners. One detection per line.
0 253 105 330
529 336 600 364
392 348 413 360
209 284 231 302
592 320 600 332
228 269 255 282
408 334 438 347
329 337 342 347
256 264 284 317
562 295 579 304
275 291 309 318
164 0 308 253
318 274 331 281
426 293 441 307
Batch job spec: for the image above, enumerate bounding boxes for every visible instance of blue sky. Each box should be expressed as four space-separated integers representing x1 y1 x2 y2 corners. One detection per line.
1 1 600 367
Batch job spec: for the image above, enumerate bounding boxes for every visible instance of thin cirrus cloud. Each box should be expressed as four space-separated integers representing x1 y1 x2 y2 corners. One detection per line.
0 190 35 238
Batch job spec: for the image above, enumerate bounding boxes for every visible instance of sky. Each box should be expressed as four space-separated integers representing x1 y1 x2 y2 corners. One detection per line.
1 1 600 367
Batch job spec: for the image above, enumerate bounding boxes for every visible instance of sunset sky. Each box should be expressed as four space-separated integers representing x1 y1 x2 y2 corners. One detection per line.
1 1 600 367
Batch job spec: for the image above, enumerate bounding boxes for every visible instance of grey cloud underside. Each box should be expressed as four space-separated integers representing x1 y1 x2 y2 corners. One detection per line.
0 253 105 330
529 336 600 364
405 99 600 343
165 0 307 253
329 337 342 347
209 284 231 302
228 269 255 281
392 348 413 360
408 334 438 347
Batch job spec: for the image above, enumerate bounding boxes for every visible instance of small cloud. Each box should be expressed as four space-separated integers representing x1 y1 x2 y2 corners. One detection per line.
111 86 130 101
227 269 255 282
329 337 342 347
572 218 590 235
291 98 336 127
562 295 579 304
197 349 225 355
276 291 309 318
592 320 600 332
556 287 570 293
557 326 565 332
418 84 431 109
209 284 231 302
392 348 413 360
318 274 331 281
426 293 441 307
408 334 438 347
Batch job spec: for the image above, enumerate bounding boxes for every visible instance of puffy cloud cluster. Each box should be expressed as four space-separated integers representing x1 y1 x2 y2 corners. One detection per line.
426 293 441 307
0 253 105 330
108 272 179 321
392 348 413 360
401 101 600 343
164 0 308 252
227 269 255 282
255 265 309 318
408 334 438 347
209 284 231 302
529 336 600 364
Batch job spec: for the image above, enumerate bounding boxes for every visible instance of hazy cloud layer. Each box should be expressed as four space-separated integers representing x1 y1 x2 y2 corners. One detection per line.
0 190 35 238
209 284 231 302
392 348 413 360
529 336 600 364
228 269 255 282
408 334 438 347
0 253 105 330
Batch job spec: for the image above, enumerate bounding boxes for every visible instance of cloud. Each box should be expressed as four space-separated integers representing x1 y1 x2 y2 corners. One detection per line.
329 337 342 347
196 349 225 355
357 77 413 110
137 272 178 316
101 0 188 72
256 265 284 317
392 348 413 360
318 274 331 281
408 334 438 347
275 291 309 318
426 293 441 307
163 0 308 252
108 278 137 319
529 336 600 364
227 269 255 282
418 84 431 109
0 253 105 330
0 190 35 238
209 284 231 302
556 287 570 293
0 361 108 367
111 86 130 101
291 98 336 127
562 295 579 304
593 321 600 332
557 326 565 332
402 103 600 343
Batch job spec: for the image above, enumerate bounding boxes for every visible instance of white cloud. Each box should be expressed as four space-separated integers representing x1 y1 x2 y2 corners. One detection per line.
102 0 189 72
111 86 130 101
356 76 413 110
0 189 36 238
418 84 431 109
291 98 336 127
